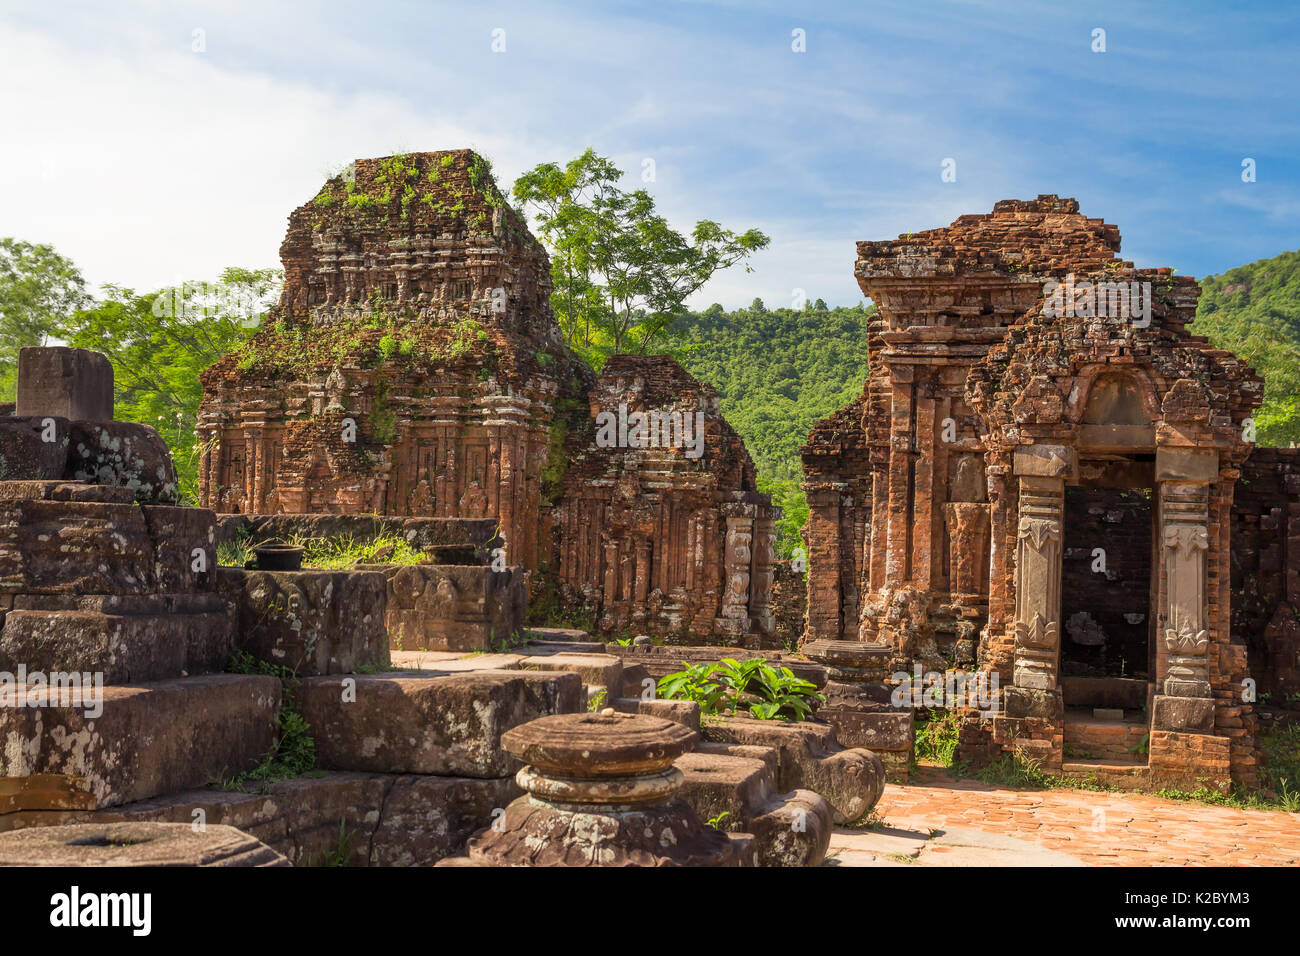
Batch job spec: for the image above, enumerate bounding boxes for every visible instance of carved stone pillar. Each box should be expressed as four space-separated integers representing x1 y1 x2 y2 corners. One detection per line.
720 515 754 637
1146 447 1219 732
1010 445 1073 691
1155 449 1216 698
749 515 776 636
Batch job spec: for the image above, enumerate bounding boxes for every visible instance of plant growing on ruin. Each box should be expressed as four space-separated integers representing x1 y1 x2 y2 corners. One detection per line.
657 658 824 721
318 818 354 867
223 648 317 790
913 710 962 768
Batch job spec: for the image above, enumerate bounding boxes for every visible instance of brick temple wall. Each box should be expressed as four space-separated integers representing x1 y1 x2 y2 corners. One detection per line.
550 354 779 645
1232 447 1300 701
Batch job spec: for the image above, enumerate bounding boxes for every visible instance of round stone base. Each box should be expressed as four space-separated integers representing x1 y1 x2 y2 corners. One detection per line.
465 796 749 867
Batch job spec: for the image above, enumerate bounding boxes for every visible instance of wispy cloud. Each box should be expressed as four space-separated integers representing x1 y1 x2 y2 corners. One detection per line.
1 0 1297 307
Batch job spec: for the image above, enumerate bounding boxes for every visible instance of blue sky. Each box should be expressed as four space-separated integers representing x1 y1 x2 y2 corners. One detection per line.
2 0 1297 308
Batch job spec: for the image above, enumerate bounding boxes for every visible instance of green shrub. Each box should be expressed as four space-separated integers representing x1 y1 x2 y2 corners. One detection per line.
657 657 824 721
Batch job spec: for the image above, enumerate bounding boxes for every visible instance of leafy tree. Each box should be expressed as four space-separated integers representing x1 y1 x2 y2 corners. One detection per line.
512 148 770 368
1191 249 1300 446
57 267 281 502
0 238 90 399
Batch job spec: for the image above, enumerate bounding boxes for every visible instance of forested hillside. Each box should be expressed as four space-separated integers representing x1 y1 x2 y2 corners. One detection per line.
669 298 873 554
1191 249 1300 447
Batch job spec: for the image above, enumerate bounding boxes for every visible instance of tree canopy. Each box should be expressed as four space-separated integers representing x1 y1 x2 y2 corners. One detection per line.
512 148 770 368
0 238 89 399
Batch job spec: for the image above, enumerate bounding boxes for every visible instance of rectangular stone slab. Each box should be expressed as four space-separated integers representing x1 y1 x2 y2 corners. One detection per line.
79 771 522 866
299 669 582 777
0 602 234 684
0 674 280 808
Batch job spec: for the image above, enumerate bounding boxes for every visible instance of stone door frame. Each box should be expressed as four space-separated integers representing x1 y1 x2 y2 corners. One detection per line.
1009 442 1217 709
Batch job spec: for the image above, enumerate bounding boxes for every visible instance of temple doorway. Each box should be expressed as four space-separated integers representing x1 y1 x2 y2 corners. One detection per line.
1058 474 1155 765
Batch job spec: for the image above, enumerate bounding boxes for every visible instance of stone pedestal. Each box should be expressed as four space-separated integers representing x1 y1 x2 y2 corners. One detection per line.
453 712 752 866
15 347 114 422
800 640 912 775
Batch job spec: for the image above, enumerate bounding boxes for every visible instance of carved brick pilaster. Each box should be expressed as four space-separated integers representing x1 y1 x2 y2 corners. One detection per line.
1012 475 1065 690
1158 480 1212 697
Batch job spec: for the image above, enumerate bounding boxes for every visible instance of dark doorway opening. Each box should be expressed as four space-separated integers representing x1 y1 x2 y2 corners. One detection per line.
1059 484 1153 682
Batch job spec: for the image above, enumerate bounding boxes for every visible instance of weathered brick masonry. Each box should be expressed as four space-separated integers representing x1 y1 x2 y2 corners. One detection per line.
198 151 776 643
801 196 1287 790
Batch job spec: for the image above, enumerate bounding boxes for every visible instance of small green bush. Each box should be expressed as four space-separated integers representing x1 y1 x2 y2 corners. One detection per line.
657 657 824 721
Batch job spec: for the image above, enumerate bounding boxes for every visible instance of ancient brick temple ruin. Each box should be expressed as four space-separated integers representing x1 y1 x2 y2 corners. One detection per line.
198 150 776 644
198 150 586 575
802 196 1294 790
553 355 778 643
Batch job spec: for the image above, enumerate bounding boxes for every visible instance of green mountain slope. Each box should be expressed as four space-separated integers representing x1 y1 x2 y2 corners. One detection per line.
1191 248 1300 446
669 299 873 554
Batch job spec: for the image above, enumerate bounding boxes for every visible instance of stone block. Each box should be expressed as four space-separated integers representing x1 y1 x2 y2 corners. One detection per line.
0 498 154 595
216 567 388 676
0 599 234 684
299 670 582 777
0 674 281 808
521 653 623 693
66 421 179 504
378 563 526 653
1155 446 1218 483
15 347 113 422
369 775 522 866
141 505 218 592
0 821 288 866
1002 686 1062 719
1151 694 1216 733
675 749 833 867
610 695 701 732
1013 444 1075 478
820 709 913 752
702 716 885 824
0 418 69 481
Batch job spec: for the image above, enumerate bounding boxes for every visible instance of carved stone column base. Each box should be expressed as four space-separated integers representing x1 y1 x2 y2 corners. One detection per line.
1151 694 1216 733
1162 677 1212 698
1013 655 1056 691
1002 686 1061 720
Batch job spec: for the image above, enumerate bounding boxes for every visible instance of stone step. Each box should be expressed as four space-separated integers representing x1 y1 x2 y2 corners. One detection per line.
526 640 607 654
702 717 885 825
520 653 622 693
1064 717 1149 759
216 567 388 676
0 598 234 684
523 627 592 643
298 669 582 777
0 674 281 809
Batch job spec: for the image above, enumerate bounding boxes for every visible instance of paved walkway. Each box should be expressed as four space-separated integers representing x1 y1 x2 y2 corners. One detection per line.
828 768 1300 866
